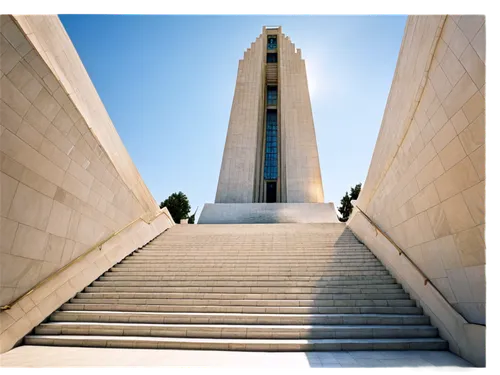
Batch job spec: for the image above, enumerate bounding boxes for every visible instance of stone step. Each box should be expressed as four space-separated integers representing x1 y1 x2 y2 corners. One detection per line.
111 264 387 271
24 335 448 351
35 322 438 339
92 280 400 288
125 253 378 264
75 291 410 301
62 303 424 315
144 239 361 243
120 259 381 268
84 286 404 294
24 224 446 353
107 270 391 276
140 244 368 249
98 275 396 282
51 311 430 325
130 253 378 264
136 245 371 255
95 273 400 288
134 253 375 258
71 297 415 307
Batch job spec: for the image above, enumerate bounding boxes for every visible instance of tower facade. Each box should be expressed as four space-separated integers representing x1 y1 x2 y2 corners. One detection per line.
215 26 324 204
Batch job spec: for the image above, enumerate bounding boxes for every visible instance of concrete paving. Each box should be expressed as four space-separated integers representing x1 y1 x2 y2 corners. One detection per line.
0 346 473 367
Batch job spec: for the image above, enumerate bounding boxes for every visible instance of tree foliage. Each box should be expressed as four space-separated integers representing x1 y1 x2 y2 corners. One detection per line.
350 183 362 201
337 183 362 222
159 191 192 224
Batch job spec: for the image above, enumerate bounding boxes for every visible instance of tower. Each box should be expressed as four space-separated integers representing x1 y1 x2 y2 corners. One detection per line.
199 27 337 224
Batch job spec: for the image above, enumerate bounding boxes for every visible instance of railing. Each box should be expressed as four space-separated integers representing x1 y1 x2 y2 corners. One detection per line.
1 209 173 311
353 205 450 296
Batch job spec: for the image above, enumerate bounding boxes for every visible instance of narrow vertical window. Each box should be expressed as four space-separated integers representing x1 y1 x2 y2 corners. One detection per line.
264 109 278 181
267 86 277 106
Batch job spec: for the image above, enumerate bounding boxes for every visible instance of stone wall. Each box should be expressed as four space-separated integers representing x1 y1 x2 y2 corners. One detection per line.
351 15 485 325
0 15 172 308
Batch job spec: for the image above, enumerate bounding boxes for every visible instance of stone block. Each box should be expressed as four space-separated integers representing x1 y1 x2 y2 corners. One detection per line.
33 88 60 121
420 240 447 278
23 105 50 134
446 268 473 303
432 120 456 153
440 47 465 87
441 17 457 45
67 160 94 188
441 193 475 234
426 203 452 238
448 24 468 58
453 226 485 267
460 44 485 89
434 156 479 201
52 108 73 136
0 216 18 254
449 109 469 134
458 111 484 155
43 234 65 264
20 167 57 199
416 156 444 190
0 76 30 117
0 151 24 181
469 144 484 180
0 37 22 75
442 73 478 118
462 180 484 225
44 123 73 155
411 183 440 214
0 100 22 133
10 224 48 261
470 23 485 63
8 183 53 230
62 173 90 203
416 211 435 242
0 170 18 217
46 200 72 237
16 121 43 150
438 137 466 170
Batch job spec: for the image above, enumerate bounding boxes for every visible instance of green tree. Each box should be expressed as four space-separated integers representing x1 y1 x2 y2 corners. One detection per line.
337 183 362 222
160 191 192 224
350 183 362 202
338 192 352 222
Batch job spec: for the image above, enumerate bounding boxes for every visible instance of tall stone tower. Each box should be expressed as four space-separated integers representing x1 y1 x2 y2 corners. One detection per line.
199 26 337 224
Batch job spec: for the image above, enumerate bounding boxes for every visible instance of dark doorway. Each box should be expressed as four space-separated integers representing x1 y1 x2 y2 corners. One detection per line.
266 181 277 203
267 53 278 63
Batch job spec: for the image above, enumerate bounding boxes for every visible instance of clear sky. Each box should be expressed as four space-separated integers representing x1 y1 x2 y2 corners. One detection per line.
59 15 407 219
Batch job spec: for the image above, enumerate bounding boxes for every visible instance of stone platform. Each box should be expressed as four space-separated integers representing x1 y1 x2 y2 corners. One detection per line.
198 203 340 224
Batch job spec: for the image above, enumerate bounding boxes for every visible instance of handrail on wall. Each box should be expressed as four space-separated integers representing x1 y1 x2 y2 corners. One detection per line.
354 206 442 290
1 210 173 311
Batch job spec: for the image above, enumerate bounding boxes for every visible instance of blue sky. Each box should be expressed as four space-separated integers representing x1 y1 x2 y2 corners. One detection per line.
59 15 407 219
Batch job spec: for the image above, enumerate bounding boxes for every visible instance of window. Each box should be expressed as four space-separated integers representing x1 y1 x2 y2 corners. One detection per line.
267 86 277 106
267 35 277 50
267 53 278 63
264 110 278 181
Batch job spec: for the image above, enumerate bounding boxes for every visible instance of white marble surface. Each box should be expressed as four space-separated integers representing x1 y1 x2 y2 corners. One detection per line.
0 346 473 367
198 203 339 224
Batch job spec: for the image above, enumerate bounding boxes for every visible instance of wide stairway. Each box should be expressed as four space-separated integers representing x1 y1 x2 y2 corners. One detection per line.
25 223 447 351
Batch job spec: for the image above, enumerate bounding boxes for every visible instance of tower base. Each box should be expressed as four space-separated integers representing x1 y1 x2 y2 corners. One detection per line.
198 203 339 224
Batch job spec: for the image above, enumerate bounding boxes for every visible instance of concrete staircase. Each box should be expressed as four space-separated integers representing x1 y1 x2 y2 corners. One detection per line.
24 223 447 351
